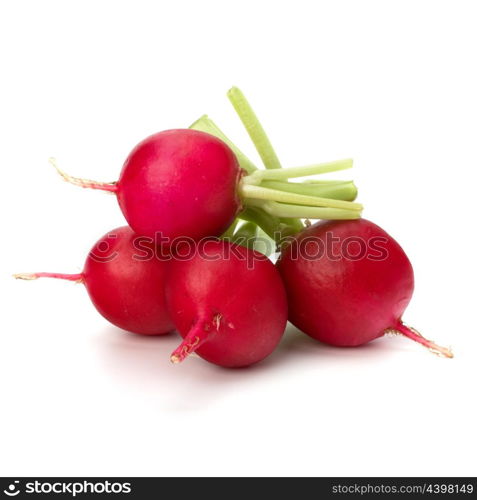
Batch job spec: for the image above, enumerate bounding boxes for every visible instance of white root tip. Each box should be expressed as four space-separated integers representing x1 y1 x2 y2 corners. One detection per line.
49 157 117 192
13 273 38 280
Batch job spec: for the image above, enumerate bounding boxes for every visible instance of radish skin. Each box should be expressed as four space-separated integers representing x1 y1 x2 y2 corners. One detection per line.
277 219 452 358
166 240 288 367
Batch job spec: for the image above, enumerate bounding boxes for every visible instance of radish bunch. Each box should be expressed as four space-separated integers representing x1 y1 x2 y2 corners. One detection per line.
16 87 452 368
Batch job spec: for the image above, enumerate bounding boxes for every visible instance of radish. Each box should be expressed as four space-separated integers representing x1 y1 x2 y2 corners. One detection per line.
51 89 363 243
167 240 288 367
14 226 174 336
277 219 453 357
53 130 242 241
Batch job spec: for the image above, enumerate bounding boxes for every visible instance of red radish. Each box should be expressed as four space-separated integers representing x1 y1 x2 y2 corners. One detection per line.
277 219 453 357
14 226 174 336
54 129 242 241
52 128 362 242
167 240 288 367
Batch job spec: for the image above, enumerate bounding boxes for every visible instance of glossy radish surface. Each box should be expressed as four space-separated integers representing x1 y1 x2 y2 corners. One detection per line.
117 130 243 240
166 240 288 367
278 219 452 357
15 226 174 336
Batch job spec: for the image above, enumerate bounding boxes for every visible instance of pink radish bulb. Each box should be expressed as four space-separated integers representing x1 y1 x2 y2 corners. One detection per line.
277 219 452 357
166 240 288 367
56 129 243 241
15 226 174 335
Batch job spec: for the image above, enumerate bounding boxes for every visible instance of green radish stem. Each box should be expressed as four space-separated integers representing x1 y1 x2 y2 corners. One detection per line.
260 180 358 201
233 221 258 240
221 218 240 239
246 199 362 220
244 159 353 184
226 87 358 223
225 87 309 244
240 184 362 211
278 215 304 234
239 207 280 240
231 221 277 256
227 86 282 170
189 120 360 228
231 221 259 249
240 207 294 241
191 95 359 235
253 225 277 257
302 179 354 184
230 220 286 256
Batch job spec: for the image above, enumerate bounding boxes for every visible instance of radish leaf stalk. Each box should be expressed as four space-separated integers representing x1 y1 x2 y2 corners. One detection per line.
227 86 282 170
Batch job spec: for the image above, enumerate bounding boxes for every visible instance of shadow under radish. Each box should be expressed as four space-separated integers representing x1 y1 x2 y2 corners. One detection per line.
93 322 400 412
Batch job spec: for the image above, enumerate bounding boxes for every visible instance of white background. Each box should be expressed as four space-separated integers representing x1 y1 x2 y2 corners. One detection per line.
1 0 476 477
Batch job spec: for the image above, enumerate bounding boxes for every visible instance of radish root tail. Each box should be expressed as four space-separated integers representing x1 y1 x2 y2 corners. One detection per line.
170 335 202 364
13 272 84 283
170 314 222 364
387 322 453 358
49 157 118 193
